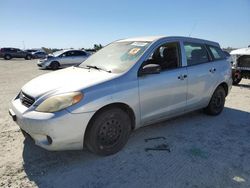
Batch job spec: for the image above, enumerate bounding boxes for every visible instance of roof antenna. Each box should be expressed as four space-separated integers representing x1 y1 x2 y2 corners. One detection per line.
188 23 197 37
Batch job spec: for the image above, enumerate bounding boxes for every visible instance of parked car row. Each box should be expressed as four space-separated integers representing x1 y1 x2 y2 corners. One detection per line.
0 47 92 70
0 48 33 60
0 47 47 60
9 36 232 155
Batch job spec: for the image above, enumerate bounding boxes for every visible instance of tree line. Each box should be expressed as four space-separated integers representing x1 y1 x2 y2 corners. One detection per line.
41 44 103 54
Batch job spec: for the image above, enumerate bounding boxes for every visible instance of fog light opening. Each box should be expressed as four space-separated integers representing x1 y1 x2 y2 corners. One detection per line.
47 135 53 145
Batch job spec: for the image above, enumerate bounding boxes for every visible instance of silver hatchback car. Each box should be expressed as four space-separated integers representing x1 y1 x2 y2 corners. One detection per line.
37 49 90 70
9 36 232 155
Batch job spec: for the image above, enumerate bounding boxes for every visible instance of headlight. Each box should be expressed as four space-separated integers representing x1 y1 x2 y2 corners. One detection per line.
36 92 83 113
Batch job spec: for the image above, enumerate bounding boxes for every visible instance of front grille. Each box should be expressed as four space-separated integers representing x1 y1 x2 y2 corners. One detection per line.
19 91 35 108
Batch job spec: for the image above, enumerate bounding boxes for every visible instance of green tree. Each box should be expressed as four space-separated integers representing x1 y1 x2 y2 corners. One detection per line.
93 44 103 51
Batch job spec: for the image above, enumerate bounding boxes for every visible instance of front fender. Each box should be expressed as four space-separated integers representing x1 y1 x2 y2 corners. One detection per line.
66 76 141 127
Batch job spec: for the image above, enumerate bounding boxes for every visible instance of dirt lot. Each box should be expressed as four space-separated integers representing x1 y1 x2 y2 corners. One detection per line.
0 59 250 188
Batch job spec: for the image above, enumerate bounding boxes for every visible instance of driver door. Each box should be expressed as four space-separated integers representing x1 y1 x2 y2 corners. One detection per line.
59 51 75 66
138 42 188 125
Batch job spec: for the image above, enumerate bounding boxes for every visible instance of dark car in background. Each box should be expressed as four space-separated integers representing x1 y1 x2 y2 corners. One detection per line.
32 51 47 59
0 48 32 60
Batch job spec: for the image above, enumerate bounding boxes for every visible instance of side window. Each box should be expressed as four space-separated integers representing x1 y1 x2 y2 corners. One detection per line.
78 51 87 56
62 51 75 57
67 51 75 57
208 45 225 60
74 51 86 56
61 52 67 57
11 48 18 52
184 42 209 66
146 42 180 71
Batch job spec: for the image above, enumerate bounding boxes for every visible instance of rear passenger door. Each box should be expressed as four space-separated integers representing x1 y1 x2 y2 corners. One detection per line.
184 42 217 110
207 45 228 83
73 51 88 64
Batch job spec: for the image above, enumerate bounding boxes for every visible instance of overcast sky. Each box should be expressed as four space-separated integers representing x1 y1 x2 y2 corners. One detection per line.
0 0 250 49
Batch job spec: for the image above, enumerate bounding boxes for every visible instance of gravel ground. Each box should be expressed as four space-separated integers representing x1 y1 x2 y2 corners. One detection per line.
0 59 250 188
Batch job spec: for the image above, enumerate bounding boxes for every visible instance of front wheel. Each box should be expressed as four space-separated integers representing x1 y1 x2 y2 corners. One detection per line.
204 86 226 116
50 61 60 70
85 108 131 156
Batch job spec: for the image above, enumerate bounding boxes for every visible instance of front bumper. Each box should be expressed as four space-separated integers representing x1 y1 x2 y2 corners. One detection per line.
9 98 95 151
37 60 49 69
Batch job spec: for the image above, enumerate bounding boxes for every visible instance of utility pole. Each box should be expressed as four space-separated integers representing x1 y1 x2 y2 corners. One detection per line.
22 41 25 50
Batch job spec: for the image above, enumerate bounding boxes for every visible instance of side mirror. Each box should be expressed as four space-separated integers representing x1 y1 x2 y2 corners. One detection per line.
139 63 161 76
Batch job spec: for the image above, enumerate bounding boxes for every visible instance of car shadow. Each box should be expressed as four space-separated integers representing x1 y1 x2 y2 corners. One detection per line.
0 58 31 62
22 107 250 187
236 83 250 89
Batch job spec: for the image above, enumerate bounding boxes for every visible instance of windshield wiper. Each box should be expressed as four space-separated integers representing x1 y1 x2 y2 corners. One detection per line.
86 65 112 73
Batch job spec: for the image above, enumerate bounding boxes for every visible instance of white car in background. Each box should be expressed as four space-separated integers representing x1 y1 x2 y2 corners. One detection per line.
230 47 250 85
37 49 90 70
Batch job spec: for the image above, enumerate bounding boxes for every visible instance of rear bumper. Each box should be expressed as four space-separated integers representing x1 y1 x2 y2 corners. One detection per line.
9 98 95 151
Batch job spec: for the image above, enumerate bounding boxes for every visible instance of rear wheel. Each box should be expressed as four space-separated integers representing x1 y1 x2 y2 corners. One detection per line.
232 72 242 85
25 54 32 60
85 108 131 156
204 86 226 116
4 54 12 60
50 61 60 70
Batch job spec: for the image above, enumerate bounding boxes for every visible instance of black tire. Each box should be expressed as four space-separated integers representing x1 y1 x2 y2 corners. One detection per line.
25 54 32 60
204 86 226 116
232 74 242 85
4 54 12 60
50 61 60 70
85 108 131 156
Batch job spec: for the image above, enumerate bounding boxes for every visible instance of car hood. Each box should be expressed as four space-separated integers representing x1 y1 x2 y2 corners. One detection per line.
21 67 119 98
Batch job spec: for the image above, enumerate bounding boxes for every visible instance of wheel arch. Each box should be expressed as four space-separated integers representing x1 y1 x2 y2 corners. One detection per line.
50 60 60 65
4 54 12 59
218 82 229 96
49 61 60 69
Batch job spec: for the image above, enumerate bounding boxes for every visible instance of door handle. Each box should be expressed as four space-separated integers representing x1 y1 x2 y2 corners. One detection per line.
178 74 187 80
209 68 216 73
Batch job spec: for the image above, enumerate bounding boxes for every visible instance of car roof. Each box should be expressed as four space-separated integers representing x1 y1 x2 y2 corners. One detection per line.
57 49 85 53
230 48 250 55
1 47 20 50
117 36 220 47
117 36 165 42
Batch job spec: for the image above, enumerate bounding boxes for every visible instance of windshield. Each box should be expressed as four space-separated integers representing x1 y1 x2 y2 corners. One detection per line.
53 50 64 57
79 41 151 73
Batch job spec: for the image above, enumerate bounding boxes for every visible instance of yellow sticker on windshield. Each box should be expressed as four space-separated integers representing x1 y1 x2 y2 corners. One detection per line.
129 48 141 55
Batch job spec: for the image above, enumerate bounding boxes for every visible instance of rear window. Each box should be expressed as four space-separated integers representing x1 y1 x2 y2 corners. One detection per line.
184 42 209 66
208 45 225 60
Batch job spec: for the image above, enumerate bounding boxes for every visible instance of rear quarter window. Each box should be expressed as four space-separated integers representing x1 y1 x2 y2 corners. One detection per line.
208 45 225 61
